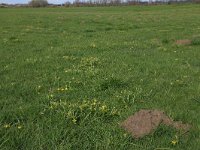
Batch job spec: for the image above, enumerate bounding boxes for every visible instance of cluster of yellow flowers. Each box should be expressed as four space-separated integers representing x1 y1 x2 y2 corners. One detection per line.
57 87 68 92
63 55 77 61
3 123 22 129
3 124 11 128
77 99 119 115
80 57 99 68
45 99 120 125
54 84 72 94
63 56 100 76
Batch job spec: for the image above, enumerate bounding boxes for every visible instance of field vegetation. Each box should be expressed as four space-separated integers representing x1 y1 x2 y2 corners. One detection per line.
0 4 200 149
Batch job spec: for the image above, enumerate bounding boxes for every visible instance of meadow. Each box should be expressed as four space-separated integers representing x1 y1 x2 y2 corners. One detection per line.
0 4 200 149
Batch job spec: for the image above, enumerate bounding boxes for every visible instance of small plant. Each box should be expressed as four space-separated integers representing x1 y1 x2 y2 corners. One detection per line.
100 77 128 91
162 39 170 44
191 36 200 45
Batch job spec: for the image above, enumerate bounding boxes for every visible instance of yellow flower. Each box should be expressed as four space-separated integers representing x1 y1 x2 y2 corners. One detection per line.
91 101 97 106
3 124 11 128
100 105 107 112
111 108 118 115
17 125 22 129
65 69 72 73
91 43 96 48
72 118 77 124
171 135 178 145
171 140 178 145
67 111 72 117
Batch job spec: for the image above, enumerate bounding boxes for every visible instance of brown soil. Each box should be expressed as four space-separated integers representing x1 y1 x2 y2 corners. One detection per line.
120 109 191 139
175 39 191 45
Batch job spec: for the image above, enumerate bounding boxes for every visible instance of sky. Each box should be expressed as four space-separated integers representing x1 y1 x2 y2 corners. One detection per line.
0 0 68 4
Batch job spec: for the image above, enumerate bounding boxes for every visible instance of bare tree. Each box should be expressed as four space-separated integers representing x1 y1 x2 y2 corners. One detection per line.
29 0 48 7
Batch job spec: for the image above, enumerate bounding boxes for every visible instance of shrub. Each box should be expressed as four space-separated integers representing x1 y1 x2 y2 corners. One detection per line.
29 0 48 7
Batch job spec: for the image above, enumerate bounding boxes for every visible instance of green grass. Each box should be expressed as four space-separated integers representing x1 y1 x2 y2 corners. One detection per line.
0 4 200 150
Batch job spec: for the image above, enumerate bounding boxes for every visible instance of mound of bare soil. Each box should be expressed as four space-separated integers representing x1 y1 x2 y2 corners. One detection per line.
176 39 191 45
120 109 191 139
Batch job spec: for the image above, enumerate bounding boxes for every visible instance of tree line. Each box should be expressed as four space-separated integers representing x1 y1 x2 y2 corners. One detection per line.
2 0 199 8
31 0 200 7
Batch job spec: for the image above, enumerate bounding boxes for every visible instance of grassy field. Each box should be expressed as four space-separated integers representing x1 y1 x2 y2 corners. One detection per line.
0 4 200 149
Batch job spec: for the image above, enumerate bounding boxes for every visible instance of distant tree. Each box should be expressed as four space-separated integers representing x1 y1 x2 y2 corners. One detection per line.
29 0 48 7
73 0 81 6
64 2 71 7
193 0 200 3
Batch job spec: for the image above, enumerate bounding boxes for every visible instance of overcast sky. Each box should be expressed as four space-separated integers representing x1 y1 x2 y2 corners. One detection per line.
0 0 68 4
